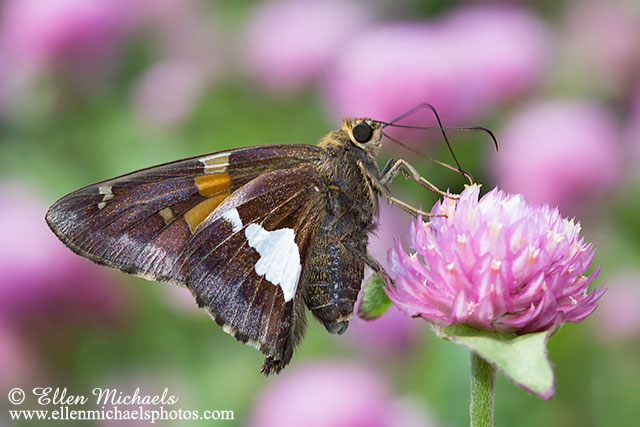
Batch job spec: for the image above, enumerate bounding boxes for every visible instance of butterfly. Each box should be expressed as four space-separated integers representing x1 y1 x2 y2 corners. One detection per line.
46 105 483 374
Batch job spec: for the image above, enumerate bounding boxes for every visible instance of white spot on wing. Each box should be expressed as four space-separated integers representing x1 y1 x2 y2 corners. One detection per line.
98 185 112 195
222 208 243 232
97 185 114 209
245 223 301 302
158 207 175 224
98 185 113 200
201 153 229 173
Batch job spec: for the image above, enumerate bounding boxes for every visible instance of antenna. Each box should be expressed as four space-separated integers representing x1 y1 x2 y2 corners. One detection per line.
382 131 475 184
380 103 499 185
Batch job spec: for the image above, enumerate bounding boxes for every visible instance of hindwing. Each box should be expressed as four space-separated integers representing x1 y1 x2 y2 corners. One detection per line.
186 163 325 373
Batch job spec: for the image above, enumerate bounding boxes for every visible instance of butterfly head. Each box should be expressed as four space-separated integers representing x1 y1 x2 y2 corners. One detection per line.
342 118 383 153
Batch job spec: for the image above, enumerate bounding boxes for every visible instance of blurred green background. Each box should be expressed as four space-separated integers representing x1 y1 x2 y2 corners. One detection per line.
1 0 639 426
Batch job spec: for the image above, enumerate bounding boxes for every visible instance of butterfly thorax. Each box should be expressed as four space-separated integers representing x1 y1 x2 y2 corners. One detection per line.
316 128 381 226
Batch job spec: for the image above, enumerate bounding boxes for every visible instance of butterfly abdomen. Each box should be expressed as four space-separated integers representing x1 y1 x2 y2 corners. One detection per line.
302 222 368 334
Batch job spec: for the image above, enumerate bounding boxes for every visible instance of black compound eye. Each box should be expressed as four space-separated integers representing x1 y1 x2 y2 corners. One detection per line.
352 122 373 143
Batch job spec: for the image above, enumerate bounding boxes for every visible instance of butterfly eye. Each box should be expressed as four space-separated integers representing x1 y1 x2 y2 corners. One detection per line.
352 122 373 143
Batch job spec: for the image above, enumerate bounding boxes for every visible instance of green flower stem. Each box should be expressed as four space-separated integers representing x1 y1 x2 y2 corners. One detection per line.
470 352 496 427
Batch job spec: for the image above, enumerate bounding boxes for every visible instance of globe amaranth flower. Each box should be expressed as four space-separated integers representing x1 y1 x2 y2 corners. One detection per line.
564 0 640 89
0 183 121 330
386 185 605 334
249 362 434 427
1 0 131 66
594 270 640 340
244 0 371 92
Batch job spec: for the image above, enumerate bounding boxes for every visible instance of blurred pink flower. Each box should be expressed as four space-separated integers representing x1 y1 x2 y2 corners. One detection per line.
493 100 621 211
249 362 430 427
133 59 205 127
0 56 8 118
443 6 550 105
594 271 640 340
0 183 121 332
132 1 223 127
0 321 42 393
387 185 605 333
325 5 548 125
325 23 468 125
629 83 640 171
133 0 192 23
344 303 417 358
633 83 640 129
1 0 132 68
244 0 372 92
564 0 640 90
369 200 412 270
160 283 201 315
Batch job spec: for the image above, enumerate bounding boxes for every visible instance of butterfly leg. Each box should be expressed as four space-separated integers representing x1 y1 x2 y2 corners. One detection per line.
371 158 456 217
356 159 429 217
379 158 459 199
343 242 394 286
384 195 431 218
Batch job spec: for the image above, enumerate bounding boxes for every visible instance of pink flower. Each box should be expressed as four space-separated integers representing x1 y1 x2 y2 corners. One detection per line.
594 271 640 340
132 1 224 127
563 0 640 90
244 0 371 92
133 59 205 127
0 57 8 117
345 301 417 358
1 0 131 67
325 5 548 125
629 83 640 171
0 183 121 331
492 100 621 211
369 201 413 270
249 362 432 427
326 23 455 123
442 5 550 105
0 321 42 393
133 0 193 23
386 185 605 333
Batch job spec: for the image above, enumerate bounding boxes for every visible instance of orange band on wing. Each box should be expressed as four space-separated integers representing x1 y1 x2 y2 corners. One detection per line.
184 191 229 233
195 172 231 196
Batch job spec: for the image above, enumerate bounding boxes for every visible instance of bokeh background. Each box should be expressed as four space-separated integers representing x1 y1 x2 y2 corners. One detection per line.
1 0 639 426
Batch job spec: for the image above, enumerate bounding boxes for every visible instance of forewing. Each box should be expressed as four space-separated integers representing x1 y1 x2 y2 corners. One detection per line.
186 163 324 373
46 145 323 284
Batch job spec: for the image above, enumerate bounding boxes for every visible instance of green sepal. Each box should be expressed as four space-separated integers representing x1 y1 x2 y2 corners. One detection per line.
357 274 392 320
434 324 555 400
